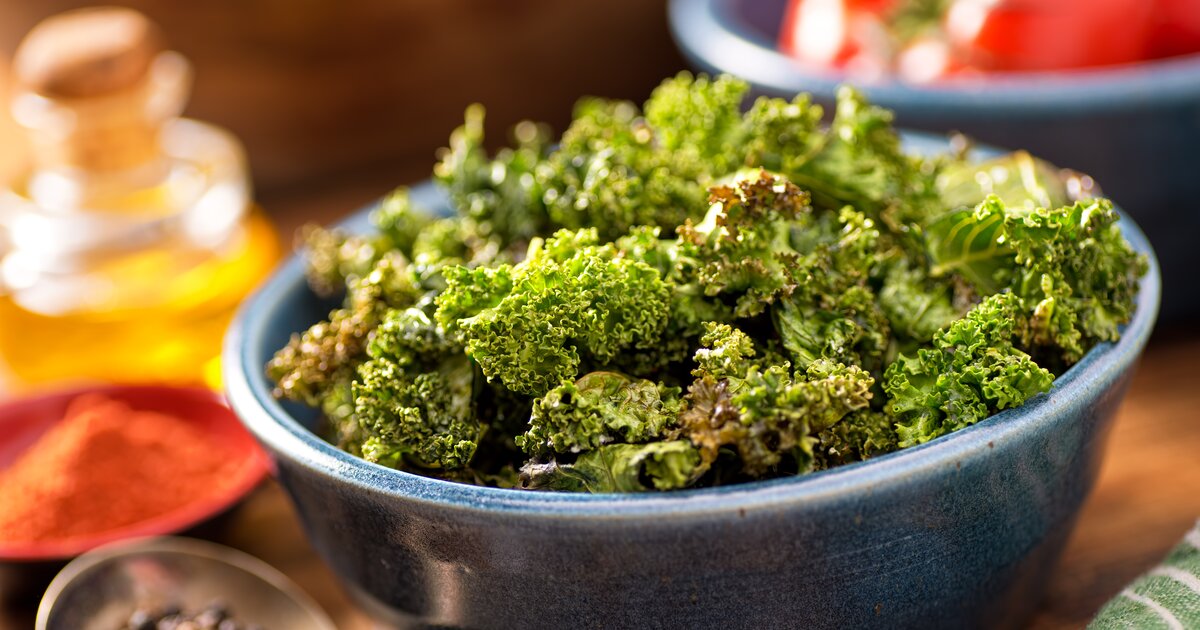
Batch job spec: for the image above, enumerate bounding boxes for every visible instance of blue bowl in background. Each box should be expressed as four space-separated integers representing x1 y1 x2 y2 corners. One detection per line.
223 134 1160 629
668 0 1198 322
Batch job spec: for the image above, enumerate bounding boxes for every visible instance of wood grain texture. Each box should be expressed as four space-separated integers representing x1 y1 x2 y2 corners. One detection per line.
0 0 689 194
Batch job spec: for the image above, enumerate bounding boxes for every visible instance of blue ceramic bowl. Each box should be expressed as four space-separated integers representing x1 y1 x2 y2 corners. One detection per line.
224 135 1160 630
668 0 1198 321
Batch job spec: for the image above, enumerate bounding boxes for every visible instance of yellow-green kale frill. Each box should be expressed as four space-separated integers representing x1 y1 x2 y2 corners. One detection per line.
680 323 877 477
926 195 1147 367
884 294 1054 447
434 229 671 397
520 441 702 493
517 372 682 457
352 309 482 470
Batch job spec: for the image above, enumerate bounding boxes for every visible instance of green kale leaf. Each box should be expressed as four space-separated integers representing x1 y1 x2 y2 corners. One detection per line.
813 410 899 470
519 441 702 492
682 325 875 476
938 150 1070 212
926 195 1146 364
677 170 811 317
352 308 481 470
772 207 892 372
883 293 1054 447
518 371 682 456
435 229 671 396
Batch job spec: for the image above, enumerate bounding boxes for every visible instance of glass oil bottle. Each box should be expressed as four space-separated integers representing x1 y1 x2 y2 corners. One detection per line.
0 8 279 389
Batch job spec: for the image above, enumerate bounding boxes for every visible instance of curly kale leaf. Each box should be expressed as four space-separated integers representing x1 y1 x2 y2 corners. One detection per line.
734 360 875 474
772 208 891 372
537 72 749 240
267 251 434 458
1004 198 1146 363
430 76 944 249
884 293 1054 447
298 188 433 297
692 322 759 382
371 188 436 261
813 410 899 470
938 150 1070 212
678 171 812 317
354 360 479 470
352 308 481 469
682 326 875 476
774 287 888 372
878 260 965 344
298 226 383 299
740 93 826 176
606 226 736 375
266 305 377 408
643 71 748 174
434 104 551 246
435 229 671 396
366 306 460 368
517 371 682 456
519 441 702 492
783 86 941 225
926 195 1146 364
536 98 710 241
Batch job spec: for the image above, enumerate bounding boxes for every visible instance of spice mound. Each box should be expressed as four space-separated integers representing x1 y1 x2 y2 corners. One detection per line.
0 394 243 544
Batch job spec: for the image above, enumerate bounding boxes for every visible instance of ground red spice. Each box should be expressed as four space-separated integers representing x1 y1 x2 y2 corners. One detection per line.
0 394 242 543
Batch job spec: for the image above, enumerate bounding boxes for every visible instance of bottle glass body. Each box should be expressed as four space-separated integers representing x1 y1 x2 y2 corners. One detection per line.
0 118 278 389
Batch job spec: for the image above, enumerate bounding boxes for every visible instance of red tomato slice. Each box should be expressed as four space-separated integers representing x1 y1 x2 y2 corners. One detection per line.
897 36 978 83
944 0 1154 71
1151 0 1200 58
779 0 894 78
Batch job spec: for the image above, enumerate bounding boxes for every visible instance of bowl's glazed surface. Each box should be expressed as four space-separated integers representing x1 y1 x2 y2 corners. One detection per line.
668 0 1198 320
224 135 1160 630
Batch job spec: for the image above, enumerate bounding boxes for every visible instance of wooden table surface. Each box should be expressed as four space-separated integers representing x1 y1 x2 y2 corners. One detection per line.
1 177 1198 628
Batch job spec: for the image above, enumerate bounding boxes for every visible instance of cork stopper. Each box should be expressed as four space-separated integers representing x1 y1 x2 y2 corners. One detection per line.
13 7 165 99
10 7 187 173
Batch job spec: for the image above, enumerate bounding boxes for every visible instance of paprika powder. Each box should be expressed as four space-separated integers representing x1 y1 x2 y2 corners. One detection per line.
0 394 243 543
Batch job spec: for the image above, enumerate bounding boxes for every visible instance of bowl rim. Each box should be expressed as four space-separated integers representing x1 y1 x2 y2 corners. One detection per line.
667 0 1200 112
36 536 336 630
223 134 1161 520
0 385 269 562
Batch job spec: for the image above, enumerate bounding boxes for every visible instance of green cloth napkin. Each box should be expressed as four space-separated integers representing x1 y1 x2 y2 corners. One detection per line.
1090 520 1200 629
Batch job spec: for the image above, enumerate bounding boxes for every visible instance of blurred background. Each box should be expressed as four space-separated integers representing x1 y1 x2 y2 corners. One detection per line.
0 0 690 229
1 1 1197 629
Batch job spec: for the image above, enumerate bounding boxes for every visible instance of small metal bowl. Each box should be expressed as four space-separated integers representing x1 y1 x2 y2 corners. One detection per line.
36 537 335 630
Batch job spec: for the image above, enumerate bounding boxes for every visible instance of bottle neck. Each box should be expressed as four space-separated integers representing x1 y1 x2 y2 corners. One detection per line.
0 118 253 314
11 51 190 208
